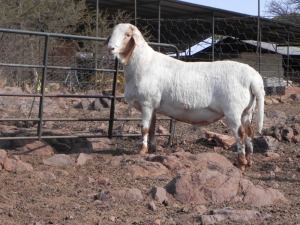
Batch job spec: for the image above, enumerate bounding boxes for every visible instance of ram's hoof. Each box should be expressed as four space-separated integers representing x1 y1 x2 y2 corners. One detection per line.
247 159 254 166
139 145 148 154
237 153 248 171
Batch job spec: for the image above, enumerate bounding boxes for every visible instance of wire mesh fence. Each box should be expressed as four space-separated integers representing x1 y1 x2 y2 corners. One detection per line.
137 17 300 95
1 16 300 144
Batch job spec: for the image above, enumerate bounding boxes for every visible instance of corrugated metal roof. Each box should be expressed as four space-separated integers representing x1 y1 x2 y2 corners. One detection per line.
243 40 300 55
87 0 300 50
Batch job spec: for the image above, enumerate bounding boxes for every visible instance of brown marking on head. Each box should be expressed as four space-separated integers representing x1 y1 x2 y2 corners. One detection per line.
238 125 246 144
119 26 139 64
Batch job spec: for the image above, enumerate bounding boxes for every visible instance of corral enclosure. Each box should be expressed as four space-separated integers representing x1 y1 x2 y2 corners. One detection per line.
0 7 300 141
1 0 300 140
2 2 300 225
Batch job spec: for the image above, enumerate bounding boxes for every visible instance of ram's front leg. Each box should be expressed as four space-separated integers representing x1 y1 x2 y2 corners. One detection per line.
139 107 154 154
148 113 157 153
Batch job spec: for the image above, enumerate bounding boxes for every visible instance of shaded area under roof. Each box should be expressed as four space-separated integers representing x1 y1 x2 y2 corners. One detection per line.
88 0 300 51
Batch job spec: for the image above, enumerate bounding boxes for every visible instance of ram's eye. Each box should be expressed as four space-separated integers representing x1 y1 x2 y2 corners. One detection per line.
125 33 131 37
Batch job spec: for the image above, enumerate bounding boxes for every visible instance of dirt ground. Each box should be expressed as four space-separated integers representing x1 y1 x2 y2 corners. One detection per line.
1 87 300 225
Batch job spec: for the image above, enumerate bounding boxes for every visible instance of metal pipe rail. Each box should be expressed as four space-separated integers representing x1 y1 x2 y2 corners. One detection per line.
0 27 179 144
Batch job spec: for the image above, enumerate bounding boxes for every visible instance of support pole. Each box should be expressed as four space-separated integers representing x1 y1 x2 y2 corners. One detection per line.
212 12 215 61
37 35 49 139
257 0 262 73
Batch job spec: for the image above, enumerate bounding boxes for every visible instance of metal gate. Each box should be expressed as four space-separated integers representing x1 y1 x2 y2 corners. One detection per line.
0 28 178 143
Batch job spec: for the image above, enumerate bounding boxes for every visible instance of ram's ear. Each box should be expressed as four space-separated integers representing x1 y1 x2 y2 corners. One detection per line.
130 25 143 46
122 35 136 64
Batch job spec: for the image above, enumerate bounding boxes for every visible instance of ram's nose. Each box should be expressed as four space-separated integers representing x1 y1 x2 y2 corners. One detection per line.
107 46 115 55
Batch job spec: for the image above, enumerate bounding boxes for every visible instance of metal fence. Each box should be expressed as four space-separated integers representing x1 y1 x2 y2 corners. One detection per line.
1 16 300 142
0 28 178 143
138 17 300 94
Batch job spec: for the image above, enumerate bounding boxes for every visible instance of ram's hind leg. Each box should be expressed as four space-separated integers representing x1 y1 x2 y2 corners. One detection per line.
226 116 247 170
244 121 254 167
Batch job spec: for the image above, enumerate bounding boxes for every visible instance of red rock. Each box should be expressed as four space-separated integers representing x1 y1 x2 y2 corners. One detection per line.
109 188 143 202
76 153 93 166
292 123 300 135
94 177 110 186
148 201 157 211
35 171 56 180
151 186 168 203
166 165 287 207
43 154 74 167
3 157 33 172
0 149 7 165
26 141 55 156
151 219 161 225
290 93 300 101
127 161 169 178
205 131 235 149
281 126 294 142
292 134 300 143
156 125 169 135
201 209 271 224
243 186 288 207
263 152 281 162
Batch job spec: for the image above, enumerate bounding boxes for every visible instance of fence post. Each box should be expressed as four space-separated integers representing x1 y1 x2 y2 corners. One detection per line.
37 34 50 139
108 58 119 138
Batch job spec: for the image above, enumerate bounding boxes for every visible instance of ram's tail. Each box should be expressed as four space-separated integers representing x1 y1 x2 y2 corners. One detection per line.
251 76 265 134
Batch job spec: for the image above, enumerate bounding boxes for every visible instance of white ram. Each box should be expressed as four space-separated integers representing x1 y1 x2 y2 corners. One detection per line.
107 23 265 170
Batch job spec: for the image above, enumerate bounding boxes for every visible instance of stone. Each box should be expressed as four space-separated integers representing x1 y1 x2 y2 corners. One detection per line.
265 110 287 126
165 168 287 207
292 123 300 135
109 188 143 202
151 186 168 203
76 153 93 166
94 177 110 186
290 93 300 101
100 97 110 108
195 205 207 215
43 154 74 167
0 149 7 165
127 160 169 178
201 209 271 224
151 219 161 225
293 134 300 143
148 201 157 211
281 126 294 142
165 170 241 205
254 136 278 152
17 140 55 156
92 99 104 111
94 190 111 201
157 126 169 135
3 157 33 172
108 216 116 222
205 131 236 150
264 98 273 105
264 152 280 160
75 99 90 110
243 185 288 207
35 171 56 180
272 98 280 104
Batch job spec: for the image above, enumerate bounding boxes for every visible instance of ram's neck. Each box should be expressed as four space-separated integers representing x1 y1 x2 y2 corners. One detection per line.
123 43 154 80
